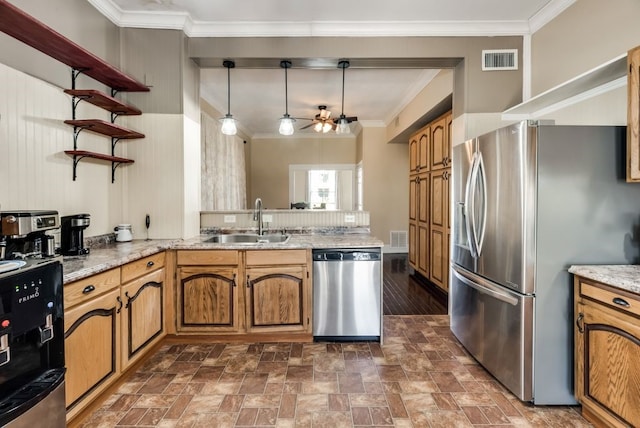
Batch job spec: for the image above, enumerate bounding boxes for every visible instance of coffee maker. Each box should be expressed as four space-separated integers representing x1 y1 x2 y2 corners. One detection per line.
60 214 90 256
0 210 60 260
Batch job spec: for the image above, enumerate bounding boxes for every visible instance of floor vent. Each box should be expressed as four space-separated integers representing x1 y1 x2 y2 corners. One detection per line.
390 230 408 249
482 49 518 71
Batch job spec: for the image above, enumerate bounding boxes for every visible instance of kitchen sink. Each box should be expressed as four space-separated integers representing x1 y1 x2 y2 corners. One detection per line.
205 233 290 244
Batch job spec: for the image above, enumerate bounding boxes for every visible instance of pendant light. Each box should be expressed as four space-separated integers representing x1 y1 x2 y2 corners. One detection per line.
278 60 295 136
336 59 351 135
220 59 237 136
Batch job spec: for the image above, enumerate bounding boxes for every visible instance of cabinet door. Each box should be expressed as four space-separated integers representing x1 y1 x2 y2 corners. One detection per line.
577 301 640 427
177 266 240 332
429 169 450 290
409 175 417 222
409 135 419 174
430 115 449 170
408 221 417 269
417 224 429 278
122 268 165 369
245 265 309 333
64 288 121 417
628 45 640 182
417 172 429 224
418 130 430 171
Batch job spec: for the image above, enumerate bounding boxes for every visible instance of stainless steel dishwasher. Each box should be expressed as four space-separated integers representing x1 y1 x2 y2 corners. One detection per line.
312 248 382 341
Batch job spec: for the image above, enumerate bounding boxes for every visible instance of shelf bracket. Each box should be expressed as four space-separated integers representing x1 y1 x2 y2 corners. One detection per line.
71 125 92 150
71 67 89 90
111 161 124 183
70 153 89 181
111 137 123 154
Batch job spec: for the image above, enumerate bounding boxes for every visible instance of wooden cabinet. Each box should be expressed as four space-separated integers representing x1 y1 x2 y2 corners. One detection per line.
245 250 311 334
176 249 311 336
64 252 167 423
429 169 450 290
121 261 165 370
176 250 241 333
574 276 640 427
408 110 452 291
627 45 640 182
64 275 121 421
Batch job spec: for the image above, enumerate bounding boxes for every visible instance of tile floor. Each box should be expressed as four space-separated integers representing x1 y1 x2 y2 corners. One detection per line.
81 316 592 427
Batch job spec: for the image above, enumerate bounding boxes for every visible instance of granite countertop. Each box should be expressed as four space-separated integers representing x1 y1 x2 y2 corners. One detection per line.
569 265 640 295
63 233 384 284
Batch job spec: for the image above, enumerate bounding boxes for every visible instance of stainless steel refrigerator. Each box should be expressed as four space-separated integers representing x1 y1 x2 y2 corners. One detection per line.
450 120 640 405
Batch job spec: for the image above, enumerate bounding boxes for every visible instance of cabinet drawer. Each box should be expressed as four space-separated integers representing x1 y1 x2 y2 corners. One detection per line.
121 252 165 283
64 268 120 309
580 280 640 318
246 249 307 265
177 250 239 266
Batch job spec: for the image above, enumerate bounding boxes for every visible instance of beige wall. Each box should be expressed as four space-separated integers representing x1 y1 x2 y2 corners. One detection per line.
249 136 356 209
361 126 409 244
531 0 640 96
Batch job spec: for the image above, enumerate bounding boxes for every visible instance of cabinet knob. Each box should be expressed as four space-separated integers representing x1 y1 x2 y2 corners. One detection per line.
147 261 155 267
82 285 95 294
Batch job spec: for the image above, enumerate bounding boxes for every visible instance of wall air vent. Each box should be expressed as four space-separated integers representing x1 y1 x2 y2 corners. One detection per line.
389 230 408 252
482 49 518 71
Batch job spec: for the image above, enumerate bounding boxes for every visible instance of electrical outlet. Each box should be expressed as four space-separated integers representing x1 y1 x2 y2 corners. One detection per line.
344 214 356 223
262 214 273 223
223 215 236 223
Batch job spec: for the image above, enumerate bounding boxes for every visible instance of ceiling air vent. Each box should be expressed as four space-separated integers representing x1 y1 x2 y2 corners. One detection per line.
482 49 518 71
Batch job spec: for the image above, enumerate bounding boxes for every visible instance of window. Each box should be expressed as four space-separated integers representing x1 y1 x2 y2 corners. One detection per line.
289 164 355 210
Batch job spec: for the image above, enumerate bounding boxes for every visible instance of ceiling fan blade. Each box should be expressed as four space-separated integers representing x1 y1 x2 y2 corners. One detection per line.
300 123 315 130
345 116 358 123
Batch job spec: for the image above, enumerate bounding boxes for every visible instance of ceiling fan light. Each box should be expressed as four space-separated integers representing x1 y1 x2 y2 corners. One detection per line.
314 122 323 133
220 114 237 135
322 122 332 133
279 115 295 135
336 117 350 135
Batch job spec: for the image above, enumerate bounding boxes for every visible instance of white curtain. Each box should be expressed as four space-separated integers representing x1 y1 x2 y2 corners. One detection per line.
201 112 247 210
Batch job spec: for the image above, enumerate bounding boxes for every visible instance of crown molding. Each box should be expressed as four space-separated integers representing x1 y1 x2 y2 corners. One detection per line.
90 0 575 37
529 0 576 34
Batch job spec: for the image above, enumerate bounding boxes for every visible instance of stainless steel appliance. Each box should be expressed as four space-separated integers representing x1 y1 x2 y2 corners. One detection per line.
450 121 640 404
313 248 382 341
60 214 90 256
0 258 65 427
1 210 59 259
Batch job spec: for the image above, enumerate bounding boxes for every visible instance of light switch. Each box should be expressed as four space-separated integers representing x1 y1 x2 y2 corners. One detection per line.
344 214 355 223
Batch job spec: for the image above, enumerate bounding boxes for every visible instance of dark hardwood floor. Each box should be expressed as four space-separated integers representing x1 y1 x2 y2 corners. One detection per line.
382 253 448 315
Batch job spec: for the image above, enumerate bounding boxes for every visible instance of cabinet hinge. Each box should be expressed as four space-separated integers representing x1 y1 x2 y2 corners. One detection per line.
306 271 309 279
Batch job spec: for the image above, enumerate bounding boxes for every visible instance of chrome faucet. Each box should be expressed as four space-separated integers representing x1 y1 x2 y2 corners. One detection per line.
253 197 264 235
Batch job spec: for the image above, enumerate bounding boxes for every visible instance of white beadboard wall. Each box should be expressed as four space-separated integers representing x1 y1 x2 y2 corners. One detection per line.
200 210 370 230
0 62 192 240
0 62 123 238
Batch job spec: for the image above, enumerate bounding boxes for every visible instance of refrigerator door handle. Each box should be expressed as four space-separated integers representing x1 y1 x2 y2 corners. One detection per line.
476 152 488 256
452 265 519 306
465 152 480 258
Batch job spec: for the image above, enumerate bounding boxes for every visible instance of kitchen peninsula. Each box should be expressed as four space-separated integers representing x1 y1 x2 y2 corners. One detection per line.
62 232 383 423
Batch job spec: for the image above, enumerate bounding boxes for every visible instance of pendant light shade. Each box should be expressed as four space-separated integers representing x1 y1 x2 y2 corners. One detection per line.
336 59 351 135
279 60 296 136
220 60 237 136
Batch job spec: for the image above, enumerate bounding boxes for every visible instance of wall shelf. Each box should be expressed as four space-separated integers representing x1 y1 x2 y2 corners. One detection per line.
64 150 134 182
0 0 148 92
502 54 627 120
64 119 145 140
64 89 142 116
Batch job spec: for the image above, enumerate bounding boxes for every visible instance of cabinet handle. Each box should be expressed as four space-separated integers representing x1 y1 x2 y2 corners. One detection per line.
125 291 131 309
231 273 237 287
576 312 584 334
116 296 123 314
246 275 251 288
147 261 154 267
82 285 95 294
416 176 420 184
612 297 630 308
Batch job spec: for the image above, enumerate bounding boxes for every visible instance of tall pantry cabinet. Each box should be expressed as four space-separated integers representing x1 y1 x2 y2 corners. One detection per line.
409 111 452 291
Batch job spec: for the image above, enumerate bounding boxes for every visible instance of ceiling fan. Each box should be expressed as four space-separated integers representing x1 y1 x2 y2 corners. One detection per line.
299 60 358 134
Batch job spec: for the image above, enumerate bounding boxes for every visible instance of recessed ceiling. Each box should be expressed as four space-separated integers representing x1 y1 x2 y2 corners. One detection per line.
88 0 575 137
